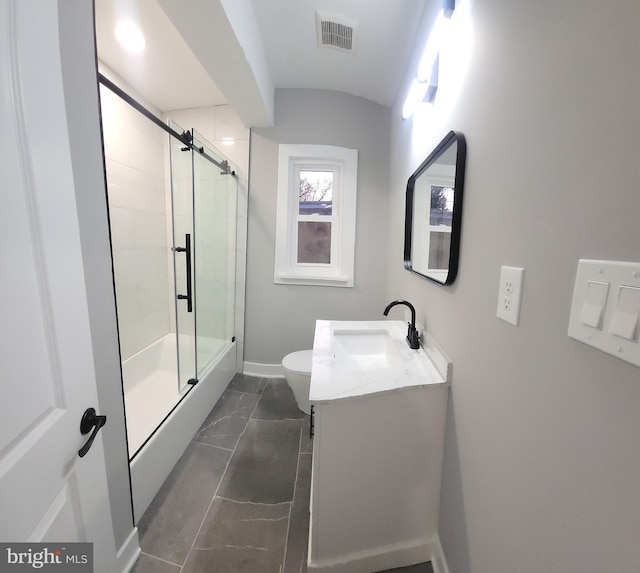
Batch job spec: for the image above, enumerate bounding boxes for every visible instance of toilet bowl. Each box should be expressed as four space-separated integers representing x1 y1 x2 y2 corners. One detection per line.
282 350 312 415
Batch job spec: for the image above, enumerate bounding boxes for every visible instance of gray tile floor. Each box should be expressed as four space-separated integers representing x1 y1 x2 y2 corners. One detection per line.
131 374 433 573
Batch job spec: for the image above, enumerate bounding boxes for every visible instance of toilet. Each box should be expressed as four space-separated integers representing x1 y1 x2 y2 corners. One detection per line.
282 350 312 415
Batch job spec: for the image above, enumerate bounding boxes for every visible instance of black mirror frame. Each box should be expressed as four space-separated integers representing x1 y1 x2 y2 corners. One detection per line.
404 130 466 286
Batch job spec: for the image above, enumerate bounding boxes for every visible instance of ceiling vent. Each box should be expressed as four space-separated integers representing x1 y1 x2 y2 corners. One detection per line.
316 11 357 52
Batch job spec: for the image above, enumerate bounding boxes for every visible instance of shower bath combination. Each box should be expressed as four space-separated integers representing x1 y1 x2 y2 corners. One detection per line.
99 73 239 518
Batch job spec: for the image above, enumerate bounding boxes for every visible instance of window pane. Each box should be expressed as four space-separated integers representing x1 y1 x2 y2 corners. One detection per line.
429 185 454 226
299 170 333 215
428 231 451 270
297 221 331 263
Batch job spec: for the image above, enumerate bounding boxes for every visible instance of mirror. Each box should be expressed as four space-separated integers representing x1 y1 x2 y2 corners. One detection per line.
404 131 466 285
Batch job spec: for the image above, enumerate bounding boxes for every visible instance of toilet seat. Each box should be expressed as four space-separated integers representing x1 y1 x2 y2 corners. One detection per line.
282 350 312 375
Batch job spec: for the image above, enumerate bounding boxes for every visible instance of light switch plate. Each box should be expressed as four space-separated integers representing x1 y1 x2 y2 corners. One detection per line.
568 260 640 367
497 266 525 326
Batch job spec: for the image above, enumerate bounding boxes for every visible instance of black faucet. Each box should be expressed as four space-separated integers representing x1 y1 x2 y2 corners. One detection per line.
383 300 420 349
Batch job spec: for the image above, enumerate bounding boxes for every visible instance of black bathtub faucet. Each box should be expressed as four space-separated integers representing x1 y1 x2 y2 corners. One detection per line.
383 300 420 349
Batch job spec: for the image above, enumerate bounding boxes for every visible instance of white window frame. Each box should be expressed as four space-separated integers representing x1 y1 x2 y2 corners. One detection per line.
411 164 454 283
274 144 358 287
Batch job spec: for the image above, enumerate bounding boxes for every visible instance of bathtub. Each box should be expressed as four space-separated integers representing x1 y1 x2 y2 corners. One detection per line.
124 333 236 521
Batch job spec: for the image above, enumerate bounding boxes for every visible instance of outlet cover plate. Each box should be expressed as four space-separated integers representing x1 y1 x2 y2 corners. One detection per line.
497 266 525 326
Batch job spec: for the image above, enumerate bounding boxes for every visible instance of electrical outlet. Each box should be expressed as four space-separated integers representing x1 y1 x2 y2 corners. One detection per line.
497 266 525 325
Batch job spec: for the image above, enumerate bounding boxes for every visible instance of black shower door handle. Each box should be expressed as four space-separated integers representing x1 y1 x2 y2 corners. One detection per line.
175 233 193 313
78 407 107 458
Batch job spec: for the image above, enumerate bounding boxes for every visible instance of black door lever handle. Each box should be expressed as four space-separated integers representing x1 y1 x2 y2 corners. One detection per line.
78 407 107 458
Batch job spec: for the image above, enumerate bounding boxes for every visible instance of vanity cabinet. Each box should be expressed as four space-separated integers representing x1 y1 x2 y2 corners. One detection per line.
307 320 451 572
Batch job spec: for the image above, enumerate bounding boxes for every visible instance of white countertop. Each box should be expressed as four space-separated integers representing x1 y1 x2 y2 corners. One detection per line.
309 320 450 403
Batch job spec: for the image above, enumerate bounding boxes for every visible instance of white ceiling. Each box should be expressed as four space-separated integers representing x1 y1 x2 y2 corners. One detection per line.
95 0 427 119
250 0 425 107
95 0 228 111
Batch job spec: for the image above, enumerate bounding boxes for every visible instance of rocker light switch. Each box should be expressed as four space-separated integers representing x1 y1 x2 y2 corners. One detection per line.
579 280 609 329
609 286 640 341
569 260 640 368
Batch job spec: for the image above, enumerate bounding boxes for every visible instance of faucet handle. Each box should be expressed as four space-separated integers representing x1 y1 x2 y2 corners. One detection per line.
406 324 420 349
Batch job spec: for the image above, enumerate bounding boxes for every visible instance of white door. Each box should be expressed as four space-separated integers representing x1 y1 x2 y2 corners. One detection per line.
0 1 118 570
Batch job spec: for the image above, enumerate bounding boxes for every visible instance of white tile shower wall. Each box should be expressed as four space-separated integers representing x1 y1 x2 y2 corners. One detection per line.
194 176 235 341
163 137 182 336
101 81 171 361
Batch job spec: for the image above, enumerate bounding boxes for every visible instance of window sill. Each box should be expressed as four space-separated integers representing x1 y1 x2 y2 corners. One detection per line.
275 273 353 288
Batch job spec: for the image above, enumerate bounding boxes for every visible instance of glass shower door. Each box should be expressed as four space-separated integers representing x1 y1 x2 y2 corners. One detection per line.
168 120 197 391
192 130 237 375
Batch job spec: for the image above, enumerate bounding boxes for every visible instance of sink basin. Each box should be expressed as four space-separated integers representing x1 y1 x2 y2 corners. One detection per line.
333 329 401 371
310 320 449 403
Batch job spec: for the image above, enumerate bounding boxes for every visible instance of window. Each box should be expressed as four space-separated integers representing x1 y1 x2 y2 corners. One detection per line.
411 165 454 283
274 144 358 287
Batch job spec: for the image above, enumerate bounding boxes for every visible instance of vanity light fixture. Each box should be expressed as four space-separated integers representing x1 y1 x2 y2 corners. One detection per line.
402 0 454 119
115 21 146 53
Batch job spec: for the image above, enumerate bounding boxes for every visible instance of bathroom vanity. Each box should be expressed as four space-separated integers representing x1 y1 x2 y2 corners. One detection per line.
307 320 451 572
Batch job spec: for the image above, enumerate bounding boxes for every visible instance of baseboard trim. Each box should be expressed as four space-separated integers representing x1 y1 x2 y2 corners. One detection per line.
430 534 450 573
243 361 285 378
308 537 433 573
117 527 140 573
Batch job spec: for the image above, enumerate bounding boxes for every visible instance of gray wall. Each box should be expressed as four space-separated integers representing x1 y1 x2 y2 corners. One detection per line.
245 89 391 365
388 1 640 572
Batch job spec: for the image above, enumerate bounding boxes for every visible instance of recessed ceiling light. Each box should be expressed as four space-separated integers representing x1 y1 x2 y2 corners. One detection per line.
222 138 235 146
115 21 146 53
